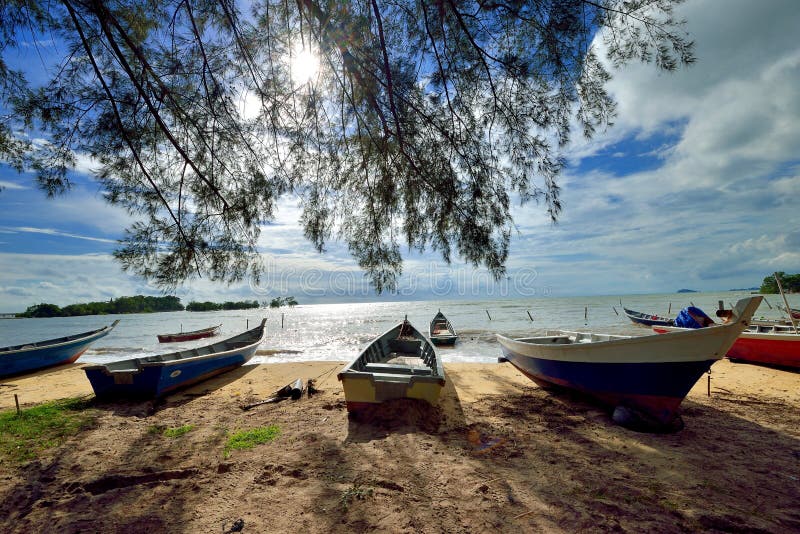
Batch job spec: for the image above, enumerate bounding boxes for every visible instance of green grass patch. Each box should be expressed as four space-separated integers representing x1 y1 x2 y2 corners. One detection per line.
0 397 96 464
147 424 196 438
163 424 195 438
224 425 280 457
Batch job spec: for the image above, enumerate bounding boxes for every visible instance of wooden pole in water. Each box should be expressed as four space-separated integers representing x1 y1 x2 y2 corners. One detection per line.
612 306 619 316
668 302 671 315
527 310 534 321
14 394 20 415
247 319 249 329
774 272 799 334
485 310 492 321
584 306 588 324
281 313 285 329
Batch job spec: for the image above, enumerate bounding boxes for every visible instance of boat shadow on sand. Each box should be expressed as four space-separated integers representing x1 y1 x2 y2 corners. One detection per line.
86 365 259 415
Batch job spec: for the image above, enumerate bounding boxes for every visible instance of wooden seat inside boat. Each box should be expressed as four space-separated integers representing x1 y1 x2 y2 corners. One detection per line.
365 362 432 375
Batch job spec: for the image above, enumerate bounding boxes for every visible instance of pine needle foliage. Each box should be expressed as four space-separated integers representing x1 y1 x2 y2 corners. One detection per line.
0 1 694 291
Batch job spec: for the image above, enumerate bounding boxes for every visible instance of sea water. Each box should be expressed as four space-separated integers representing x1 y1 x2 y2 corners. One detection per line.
0 292 795 365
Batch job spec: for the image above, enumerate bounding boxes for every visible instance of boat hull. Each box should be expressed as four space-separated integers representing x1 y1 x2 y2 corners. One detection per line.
654 326 800 369
84 320 265 399
497 297 760 426
339 320 445 412
0 322 118 378
157 331 216 343
339 374 445 412
727 335 800 368
623 308 674 327
430 336 457 346
84 349 256 398
498 344 715 424
157 325 221 343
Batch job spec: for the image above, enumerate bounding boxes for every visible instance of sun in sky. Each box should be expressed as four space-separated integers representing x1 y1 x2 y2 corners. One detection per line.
290 42 320 85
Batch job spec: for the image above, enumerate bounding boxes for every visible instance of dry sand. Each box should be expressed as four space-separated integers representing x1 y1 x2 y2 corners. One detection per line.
1 359 799 533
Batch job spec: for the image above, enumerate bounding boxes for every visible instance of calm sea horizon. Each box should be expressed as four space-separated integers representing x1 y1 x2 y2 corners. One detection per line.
1 291 795 366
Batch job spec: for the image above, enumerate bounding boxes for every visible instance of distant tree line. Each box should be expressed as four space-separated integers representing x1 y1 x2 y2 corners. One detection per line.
269 297 298 308
760 272 800 294
186 300 260 312
17 295 184 317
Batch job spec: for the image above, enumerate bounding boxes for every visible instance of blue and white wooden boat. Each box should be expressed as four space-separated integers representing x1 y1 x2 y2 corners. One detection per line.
0 320 119 378
623 307 674 327
497 297 761 428
84 319 266 399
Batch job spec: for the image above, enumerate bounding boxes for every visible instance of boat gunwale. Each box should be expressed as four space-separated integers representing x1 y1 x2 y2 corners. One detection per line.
497 316 751 364
339 320 444 379
83 320 266 373
0 320 120 355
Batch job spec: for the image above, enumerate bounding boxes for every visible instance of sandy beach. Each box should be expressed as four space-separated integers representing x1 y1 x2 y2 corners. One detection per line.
1 359 799 533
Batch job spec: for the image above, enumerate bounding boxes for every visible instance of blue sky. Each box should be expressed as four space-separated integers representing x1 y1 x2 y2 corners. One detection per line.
1 0 800 310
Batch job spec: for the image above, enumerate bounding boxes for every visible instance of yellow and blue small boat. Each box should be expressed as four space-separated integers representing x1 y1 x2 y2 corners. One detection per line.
338 319 445 412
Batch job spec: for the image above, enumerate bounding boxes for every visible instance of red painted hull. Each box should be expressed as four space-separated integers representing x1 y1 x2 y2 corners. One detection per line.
727 335 800 368
157 325 221 343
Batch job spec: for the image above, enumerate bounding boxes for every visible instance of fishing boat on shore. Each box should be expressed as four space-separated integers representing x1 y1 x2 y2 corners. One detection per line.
497 297 761 430
338 319 445 412
0 320 119 378
429 310 458 346
653 322 800 369
157 324 221 343
84 319 266 399
622 307 674 327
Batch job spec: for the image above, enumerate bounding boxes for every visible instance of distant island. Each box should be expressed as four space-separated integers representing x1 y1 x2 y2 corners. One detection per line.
186 300 259 312
17 295 261 317
760 272 799 294
676 289 697 293
269 296 298 308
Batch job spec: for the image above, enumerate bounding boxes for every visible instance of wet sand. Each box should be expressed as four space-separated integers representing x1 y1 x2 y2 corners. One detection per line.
1 359 799 533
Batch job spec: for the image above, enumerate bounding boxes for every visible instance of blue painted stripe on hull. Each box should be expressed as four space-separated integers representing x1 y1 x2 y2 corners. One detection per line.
500 345 714 423
1 340 95 378
85 352 253 399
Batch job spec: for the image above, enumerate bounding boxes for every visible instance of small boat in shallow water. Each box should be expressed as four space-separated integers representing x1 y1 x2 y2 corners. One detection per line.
429 310 458 346
654 322 800 369
623 307 674 327
157 324 221 343
497 297 761 430
338 319 445 412
0 321 119 378
84 319 266 399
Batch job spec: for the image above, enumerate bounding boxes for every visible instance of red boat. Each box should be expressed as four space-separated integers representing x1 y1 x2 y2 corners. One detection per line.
653 323 800 369
157 324 221 343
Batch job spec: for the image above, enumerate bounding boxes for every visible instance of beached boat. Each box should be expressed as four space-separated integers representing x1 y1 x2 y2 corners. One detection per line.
84 319 266 399
157 324 221 343
622 307 674 327
497 297 761 428
653 322 800 369
0 320 119 378
429 310 458 346
338 319 445 412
